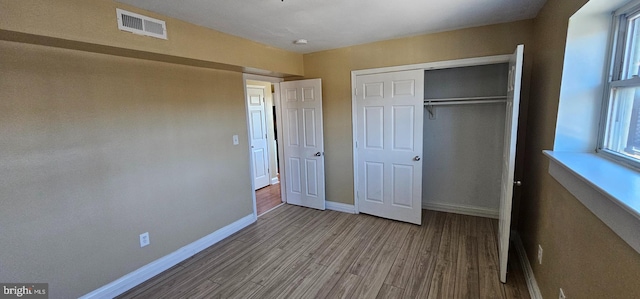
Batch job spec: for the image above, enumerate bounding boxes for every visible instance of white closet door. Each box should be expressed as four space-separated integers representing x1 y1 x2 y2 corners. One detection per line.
280 79 326 210
498 44 524 283
356 70 424 225
248 87 270 190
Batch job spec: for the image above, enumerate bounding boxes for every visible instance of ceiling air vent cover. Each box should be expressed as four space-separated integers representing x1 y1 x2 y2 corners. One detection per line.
116 8 167 40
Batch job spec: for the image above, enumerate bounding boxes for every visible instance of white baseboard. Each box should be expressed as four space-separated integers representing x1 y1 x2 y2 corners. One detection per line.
512 232 542 299
270 177 279 185
79 214 256 299
326 201 356 214
422 202 499 219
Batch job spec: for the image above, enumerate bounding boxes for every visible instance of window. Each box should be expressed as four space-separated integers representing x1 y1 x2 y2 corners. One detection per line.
601 3 640 167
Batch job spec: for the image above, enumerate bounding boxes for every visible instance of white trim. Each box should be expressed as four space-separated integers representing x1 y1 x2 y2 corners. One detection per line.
242 76 258 219
545 151 640 254
351 70 359 214
422 202 499 219
79 214 256 299
351 53 512 219
512 232 543 299
614 0 640 17
273 83 287 204
326 201 357 214
271 177 280 185
609 76 640 88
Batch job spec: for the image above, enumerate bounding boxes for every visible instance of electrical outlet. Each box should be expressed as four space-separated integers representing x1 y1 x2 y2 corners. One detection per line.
559 288 566 299
537 244 543 264
140 232 150 248
232 135 239 145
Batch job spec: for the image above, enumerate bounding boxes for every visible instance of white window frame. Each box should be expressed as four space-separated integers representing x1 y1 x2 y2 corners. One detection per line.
547 0 640 257
599 1 640 170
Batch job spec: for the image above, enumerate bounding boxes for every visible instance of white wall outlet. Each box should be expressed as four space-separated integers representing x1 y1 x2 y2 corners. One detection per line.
232 134 239 145
559 288 566 299
140 232 150 248
537 244 543 264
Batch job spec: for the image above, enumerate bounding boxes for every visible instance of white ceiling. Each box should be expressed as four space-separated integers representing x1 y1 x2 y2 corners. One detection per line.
116 0 546 54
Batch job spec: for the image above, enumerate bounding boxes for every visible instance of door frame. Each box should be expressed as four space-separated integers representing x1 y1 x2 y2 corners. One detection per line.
243 74 285 219
350 53 513 214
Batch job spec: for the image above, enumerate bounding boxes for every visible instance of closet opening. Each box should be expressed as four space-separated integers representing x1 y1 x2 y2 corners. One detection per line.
422 63 510 218
351 44 524 283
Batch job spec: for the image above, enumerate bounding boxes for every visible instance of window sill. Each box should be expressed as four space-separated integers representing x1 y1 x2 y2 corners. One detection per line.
544 151 640 254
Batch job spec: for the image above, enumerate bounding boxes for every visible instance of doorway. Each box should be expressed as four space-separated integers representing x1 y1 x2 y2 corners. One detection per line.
244 75 285 217
244 75 327 218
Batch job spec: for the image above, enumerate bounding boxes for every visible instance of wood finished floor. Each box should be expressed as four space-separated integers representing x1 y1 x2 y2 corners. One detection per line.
118 204 530 299
256 183 282 216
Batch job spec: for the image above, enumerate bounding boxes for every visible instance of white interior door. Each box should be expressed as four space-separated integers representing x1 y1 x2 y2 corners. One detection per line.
280 79 325 210
498 44 524 283
355 70 424 225
247 87 270 190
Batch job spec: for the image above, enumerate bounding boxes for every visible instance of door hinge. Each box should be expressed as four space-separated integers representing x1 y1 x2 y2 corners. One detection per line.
354 88 358 96
355 141 358 148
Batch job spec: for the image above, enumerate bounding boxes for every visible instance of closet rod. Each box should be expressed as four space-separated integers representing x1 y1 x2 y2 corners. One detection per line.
424 95 507 102
423 99 506 106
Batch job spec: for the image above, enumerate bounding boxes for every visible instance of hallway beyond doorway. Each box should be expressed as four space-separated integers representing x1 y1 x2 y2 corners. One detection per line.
256 183 282 216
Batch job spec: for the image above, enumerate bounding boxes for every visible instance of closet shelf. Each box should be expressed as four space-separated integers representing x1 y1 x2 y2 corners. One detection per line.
423 95 507 106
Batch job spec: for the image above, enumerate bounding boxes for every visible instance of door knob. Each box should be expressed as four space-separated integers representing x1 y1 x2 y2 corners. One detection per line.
514 181 522 186
414 156 421 161
315 152 322 156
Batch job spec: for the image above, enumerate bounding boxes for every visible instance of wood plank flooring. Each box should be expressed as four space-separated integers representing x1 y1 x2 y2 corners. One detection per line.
117 204 530 299
256 183 282 216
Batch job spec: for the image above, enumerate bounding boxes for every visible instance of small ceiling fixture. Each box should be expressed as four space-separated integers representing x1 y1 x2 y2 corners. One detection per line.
293 39 308 45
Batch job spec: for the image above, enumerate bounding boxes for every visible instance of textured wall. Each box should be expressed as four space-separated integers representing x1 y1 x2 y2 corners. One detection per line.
0 41 253 298
520 0 640 298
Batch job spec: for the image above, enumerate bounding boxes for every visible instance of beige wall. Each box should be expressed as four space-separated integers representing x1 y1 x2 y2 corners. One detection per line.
0 0 304 77
0 2 300 297
4 0 640 298
0 41 253 298
520 0 640 298
303 20 534 205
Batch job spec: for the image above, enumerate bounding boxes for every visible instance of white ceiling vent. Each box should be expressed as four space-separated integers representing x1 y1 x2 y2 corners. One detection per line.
116 8 167 40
